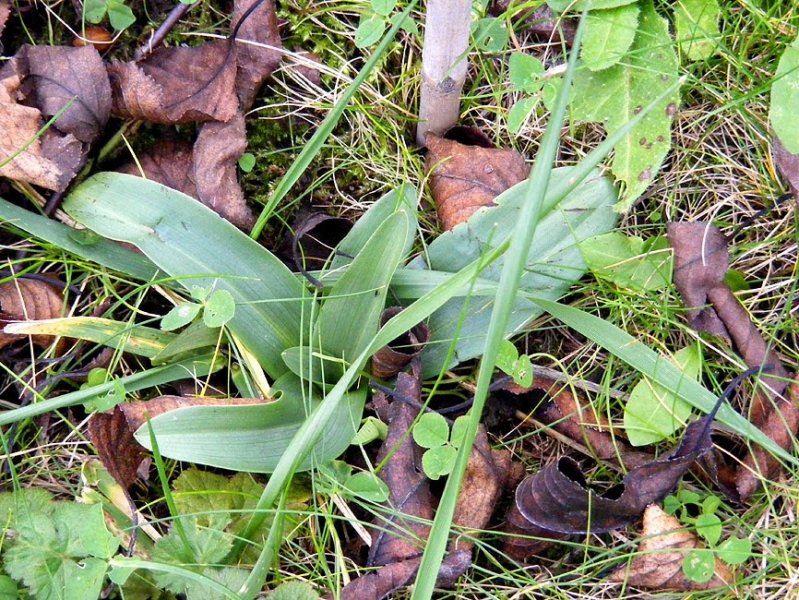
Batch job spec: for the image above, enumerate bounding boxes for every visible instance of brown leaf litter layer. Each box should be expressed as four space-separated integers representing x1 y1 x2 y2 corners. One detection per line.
608 504 732 591
371 307 431 380
772 136 799 203
426 129 529 231
669 221 797 502
0 277 64 349
336 359 511 598
0 45 110 190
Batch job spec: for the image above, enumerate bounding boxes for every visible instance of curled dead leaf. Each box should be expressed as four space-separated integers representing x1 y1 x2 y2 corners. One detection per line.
371 307 430 380
109 40 239 124
608 504 732 591
0 277 64 349
232 0 282 110
88 406 148 490
426 130 529 230
118 139 197 197
284 211 353 272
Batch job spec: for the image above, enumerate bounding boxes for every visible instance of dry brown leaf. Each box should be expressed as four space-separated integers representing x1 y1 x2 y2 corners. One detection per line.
772 136 799 201
0 59 83 190
193 114 254 229
282 210 353 272
368 367 433 566
120 395 264 432
109 40 239 124
371 307 430 380
0 278 64 349
608 504 732 591
22 44 111 143
87 406 148 490
117 139 197 196
0 0 10 48
232 0 282 110
426 131 529 230
450 426 510 553
489 1 576 45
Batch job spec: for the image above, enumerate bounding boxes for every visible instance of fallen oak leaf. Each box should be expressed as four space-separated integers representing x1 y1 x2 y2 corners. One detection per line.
117 138 197 197
108 39 239 124
425 128 529 231
608 504 733 591
87 405 148 490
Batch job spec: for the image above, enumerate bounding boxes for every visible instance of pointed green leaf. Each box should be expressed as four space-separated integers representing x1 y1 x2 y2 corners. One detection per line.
581 4 640 72
63 173 313 377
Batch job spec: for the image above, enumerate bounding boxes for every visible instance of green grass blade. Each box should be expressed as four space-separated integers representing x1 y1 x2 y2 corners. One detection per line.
248 1 419 238
532 298 798 464
411 13 588 599
0 197 161 281
0 356 220 426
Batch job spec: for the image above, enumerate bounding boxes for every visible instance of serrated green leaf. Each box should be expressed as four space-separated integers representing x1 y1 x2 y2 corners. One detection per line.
717 537 752 565
83 0 107 23
172 469 261 528
682 548 716 583
371 0 396 16
356 15 386 48
509 53 544 91
267 581 321 600
422 445 457 480
106 0 135 30
579 232 672 290
345 472 389 502
770 33 799 154
675 0 721 61
161 302 201 331
64 173 313 378
413 412 450 449
507 97 539 134
203 289 235 328
571 0 680 209
695 513 722 546
581 4 640 71
624 343 701 446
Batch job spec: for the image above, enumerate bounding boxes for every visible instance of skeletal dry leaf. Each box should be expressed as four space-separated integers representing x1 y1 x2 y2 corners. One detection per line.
109 40 239 124
0 278 64 349
88 406 148 490
608 504 732 591
232 0 282 110
426 131 529 231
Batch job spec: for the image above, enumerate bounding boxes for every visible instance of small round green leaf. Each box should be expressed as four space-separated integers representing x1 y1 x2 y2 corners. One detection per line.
472 17 508 53
512 354 534 387
682 548 716 583
509 52 544 92
161 302 201 331
507 97 539 135
663 494 681 515
203 289 236 328
421 445 457 480
266 581 321 600
83 0 107 23
371 0 396 17
450 416 470 449
701 494 721 515
106 0 136 30
390 12 418 36
355 15 386 48
413 412 450 449
695 513 722 546
716 537 752 566
238 153 256 173
495 339 519 375
346 472 389 502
